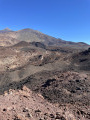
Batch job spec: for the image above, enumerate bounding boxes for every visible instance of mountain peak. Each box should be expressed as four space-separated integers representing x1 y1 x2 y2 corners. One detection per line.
0 28 13 32
3 28 12 31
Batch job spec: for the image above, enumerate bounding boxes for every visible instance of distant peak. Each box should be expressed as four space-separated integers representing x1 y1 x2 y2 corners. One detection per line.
0 28 13 32
3 28 12 31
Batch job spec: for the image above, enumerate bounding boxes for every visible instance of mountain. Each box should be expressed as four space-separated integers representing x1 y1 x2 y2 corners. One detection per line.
0 28 89 49
0 28 17 46
0 28 90 119
0 28 13 32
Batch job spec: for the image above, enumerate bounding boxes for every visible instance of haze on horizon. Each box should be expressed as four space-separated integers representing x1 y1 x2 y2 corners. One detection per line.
0 0 90 44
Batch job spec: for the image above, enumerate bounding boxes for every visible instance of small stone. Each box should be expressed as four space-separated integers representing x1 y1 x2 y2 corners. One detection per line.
23 108 28 112
3 108 7 111
49 114 55 118
56 113 66 120
25 113 31 118
35 109 41 113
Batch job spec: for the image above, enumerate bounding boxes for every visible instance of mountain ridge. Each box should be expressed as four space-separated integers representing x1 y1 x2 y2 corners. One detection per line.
0 29 90 119
0 28 13 32
0 28 89 49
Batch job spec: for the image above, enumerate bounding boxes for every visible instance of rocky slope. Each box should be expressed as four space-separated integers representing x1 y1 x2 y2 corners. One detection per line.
0 28 89 49
0 86 89 120
71 48 90 71
0 30 90 120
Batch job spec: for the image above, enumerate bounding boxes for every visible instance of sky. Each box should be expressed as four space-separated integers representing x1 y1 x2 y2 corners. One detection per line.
0 0 90 44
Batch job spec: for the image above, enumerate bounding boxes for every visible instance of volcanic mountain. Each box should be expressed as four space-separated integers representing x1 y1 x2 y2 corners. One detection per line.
0 28 90 120
0 28 89 49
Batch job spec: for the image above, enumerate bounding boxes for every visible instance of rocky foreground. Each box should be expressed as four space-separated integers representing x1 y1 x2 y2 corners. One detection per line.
0 86 89 120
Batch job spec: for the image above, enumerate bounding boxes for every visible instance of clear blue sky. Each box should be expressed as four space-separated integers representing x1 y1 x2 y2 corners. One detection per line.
0 0 90 44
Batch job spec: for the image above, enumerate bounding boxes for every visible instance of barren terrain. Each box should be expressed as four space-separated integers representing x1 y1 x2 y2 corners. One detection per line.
0 28 90 120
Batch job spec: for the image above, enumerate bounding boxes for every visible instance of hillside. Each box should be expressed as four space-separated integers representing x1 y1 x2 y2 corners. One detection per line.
71 48 90 71
0 44 90 119
0 86 79 120
0 29 90 119
0 28 89 49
